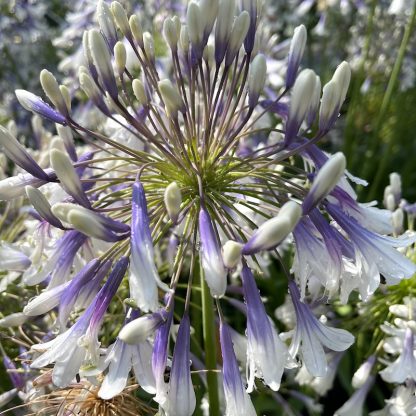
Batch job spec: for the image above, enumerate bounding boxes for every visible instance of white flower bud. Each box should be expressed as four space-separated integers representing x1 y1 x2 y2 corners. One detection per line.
158 79 185 116
278 200 302 227
0 389 18 408
59 85 71 111
187 1 204 48
88 29 118 98
40 69 68 115
132 79 148 105
67 209 104 239
331 61 351 109
285 69 317 143
0 313 28 327
286 24 307 88
163 16 181 51
352 356 375 389
129 14 143 46
319 80 339 132
180 25 190 53
392 208 404 234
111 1 131 37
119 313 166 344
97 0 117 47
50 202 75 222
389 172 401 197
143 32 155 62
23 283 69 316
243 216 293 255
222 240 242 268
303 152 346 213
56 125 76 161
215 0 235 48
225 11 250 66
307 75 321 126
50 149 90 207
26 185 62 228
248 53 267 108
79 70 100 101
164 182 182 223
386 193 396 211
114 41 127 75
200 0 219 36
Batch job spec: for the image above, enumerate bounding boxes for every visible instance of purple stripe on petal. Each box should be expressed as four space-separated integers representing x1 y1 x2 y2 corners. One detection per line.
199 207 227 297
165 313 196 416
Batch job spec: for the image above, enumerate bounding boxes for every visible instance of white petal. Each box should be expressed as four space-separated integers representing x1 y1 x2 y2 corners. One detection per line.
315 323 355 352
99 341 131 399
131 341 156 394
300 326 327 377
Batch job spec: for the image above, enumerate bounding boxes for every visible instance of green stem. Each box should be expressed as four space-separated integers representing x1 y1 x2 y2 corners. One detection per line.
342 0 377 162
366 4 416 200
200 262 220 416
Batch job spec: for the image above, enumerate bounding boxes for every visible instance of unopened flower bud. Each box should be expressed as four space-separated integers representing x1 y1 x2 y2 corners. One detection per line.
352 356 376 389
187 1 204 51
97 0 118 49
242 200 301 255
302 152 346 214
59 85 71 111
307 75 321 126
319 80 339 132
158 79 185 116
331 61 351 109
200 0 219 38
392 208 404 234
279 200 303 226
129 14 143 46
89 29 118 99
163 16 181 51
143 32 155 62
389 172 401 199
286 25 307 88
386 193 396 211
164 182 182 224
285 69 317 144
114 41 127 75
119 310 168 344
132 79 148 105
225 11 250 67
180 25 190 53
0 125 49 181
248 53 267 108
26 186 64 229
40 69 68 116
56 125 77 161
222 241 243 268
111 1 131 38
215 0 235 64
15 89 67 125
50 149 91 208
0 313 28 328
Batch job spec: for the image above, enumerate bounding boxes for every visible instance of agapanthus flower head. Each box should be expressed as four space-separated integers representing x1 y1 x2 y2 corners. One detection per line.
1 0 414 414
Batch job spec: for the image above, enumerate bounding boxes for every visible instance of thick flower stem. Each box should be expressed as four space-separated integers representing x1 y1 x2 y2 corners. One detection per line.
200 262 220 416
